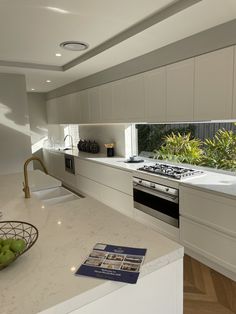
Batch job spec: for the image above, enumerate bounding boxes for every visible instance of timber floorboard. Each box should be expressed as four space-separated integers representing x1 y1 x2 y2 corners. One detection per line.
184 255 236 314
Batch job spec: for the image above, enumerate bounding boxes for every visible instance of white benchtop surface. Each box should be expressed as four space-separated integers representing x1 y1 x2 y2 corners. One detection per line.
46 148 236 199
0 171 183 314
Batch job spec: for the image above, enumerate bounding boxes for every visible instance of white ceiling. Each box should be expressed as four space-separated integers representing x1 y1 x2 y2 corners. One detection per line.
0 0 236 92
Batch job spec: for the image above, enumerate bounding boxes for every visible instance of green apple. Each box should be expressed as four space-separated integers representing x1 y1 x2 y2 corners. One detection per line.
1 244 11 252
3 238 13 246
0 250 15 266
10 239 26 253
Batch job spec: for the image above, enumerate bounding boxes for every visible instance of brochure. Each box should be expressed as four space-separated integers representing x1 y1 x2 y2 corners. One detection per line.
75 243 147 284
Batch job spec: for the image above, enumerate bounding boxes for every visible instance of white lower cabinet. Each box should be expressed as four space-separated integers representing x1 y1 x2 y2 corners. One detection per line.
43 150 76 188
43 150 64 179
75 158 133 217
180 217 236 277
76 174 133 218
75 158 133 195
180 185 236 280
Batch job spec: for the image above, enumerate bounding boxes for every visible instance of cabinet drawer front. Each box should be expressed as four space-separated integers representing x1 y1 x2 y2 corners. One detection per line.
180 186 236 236
75 159 132 195
180 217 236 273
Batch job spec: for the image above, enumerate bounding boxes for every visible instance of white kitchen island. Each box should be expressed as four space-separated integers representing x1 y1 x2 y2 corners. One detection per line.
0 171 183 314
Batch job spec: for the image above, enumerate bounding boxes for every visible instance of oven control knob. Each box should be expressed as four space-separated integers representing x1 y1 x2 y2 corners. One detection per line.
150 183 155 188
139 180 142 184
166 188 169 192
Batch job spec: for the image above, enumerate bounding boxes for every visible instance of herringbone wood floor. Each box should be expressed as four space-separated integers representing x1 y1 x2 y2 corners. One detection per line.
184 255 236 314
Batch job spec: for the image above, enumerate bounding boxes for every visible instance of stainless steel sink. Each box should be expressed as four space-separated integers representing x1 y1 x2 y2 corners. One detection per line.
32 186 81 205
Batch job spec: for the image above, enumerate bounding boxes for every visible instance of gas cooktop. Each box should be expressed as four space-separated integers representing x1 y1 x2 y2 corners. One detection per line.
138 162 204 180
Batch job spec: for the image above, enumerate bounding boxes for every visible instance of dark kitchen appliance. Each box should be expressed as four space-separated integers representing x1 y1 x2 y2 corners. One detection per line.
64 154 75 174
138 162 204 180
133 177 179 227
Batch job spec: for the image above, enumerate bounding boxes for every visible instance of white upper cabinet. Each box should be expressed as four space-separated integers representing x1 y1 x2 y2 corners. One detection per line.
99 83 113 122
124 73 145 121
112 73 145 122
78 89 89 123
166 58 194 122
67 92 81 123
88 87 100 123
232 46 236 119
46 93 81 124
144 67 166 123
194 47 234 121
46 98 59 124
112 79 127 122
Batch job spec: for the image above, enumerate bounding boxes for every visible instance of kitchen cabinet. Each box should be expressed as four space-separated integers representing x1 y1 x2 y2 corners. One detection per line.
112 79 127 122
166 59 194 122
232 46 236 118
88 86 100 123
124 73 145 121
46 93 81 124
67 92 81 123
43 149 64 179
46 46 236 124
46 98 60 124
180 185 236 280
111 73 145 122
75 158 133 217
194 47 234 121
78 89 89 123
43 149 76 187
144 67 166 122
75 158 133 195
99 82 113 122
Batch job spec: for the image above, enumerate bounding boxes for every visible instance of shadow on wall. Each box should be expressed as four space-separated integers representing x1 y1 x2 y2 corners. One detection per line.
0 123 32 175
0 102 30 136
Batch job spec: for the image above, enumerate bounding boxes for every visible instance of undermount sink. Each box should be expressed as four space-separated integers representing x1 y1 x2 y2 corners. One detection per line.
32 186 81 205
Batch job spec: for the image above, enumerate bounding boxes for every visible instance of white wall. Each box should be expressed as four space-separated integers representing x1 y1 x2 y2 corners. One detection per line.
79 124 128 156
27 93 48 146
0 73 32 175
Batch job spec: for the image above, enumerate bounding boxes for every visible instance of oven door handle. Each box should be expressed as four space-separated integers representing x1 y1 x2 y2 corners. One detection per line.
133 183 179 203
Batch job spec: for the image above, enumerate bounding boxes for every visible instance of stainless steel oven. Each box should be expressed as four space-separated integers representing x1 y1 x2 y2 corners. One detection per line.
133 177 179 228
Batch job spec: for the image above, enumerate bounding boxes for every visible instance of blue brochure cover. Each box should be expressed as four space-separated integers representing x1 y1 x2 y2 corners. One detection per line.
75 243 147 284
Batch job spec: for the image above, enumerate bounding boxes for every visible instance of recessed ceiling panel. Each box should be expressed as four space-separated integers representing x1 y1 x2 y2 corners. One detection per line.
0 0 175 65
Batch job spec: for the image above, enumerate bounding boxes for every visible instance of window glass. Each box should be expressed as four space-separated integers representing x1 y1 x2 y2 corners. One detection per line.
135 122 236 171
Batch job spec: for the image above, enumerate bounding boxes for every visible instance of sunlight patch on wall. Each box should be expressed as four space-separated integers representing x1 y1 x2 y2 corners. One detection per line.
0 102 31 137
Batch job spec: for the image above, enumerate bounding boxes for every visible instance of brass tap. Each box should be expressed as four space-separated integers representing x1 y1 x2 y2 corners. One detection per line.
23 156 48 198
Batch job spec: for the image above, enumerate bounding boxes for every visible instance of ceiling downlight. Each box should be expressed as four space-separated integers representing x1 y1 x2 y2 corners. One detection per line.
60 41 89 51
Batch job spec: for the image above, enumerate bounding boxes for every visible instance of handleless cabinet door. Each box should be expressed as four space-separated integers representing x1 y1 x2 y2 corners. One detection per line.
54 95 68 124
166 58 194 122
124 73 145 122
88 87 100 123
100 83 113 122
79 90 89 123
232 46 236 118
46 98 59 124
194 47 234 121
67 92 81 123
112 79 127 122
144 67 166 123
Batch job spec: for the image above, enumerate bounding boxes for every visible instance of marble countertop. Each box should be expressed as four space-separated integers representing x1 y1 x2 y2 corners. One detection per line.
0 171 183 314
45 148 236 199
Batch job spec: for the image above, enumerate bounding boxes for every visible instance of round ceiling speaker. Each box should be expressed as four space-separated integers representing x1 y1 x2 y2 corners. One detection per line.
60 41 89 51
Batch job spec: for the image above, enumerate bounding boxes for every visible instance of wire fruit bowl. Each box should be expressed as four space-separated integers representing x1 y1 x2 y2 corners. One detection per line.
0 221 39 270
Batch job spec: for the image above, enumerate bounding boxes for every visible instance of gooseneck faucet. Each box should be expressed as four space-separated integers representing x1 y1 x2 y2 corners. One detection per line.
23 156 48 198
64 134 73 148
